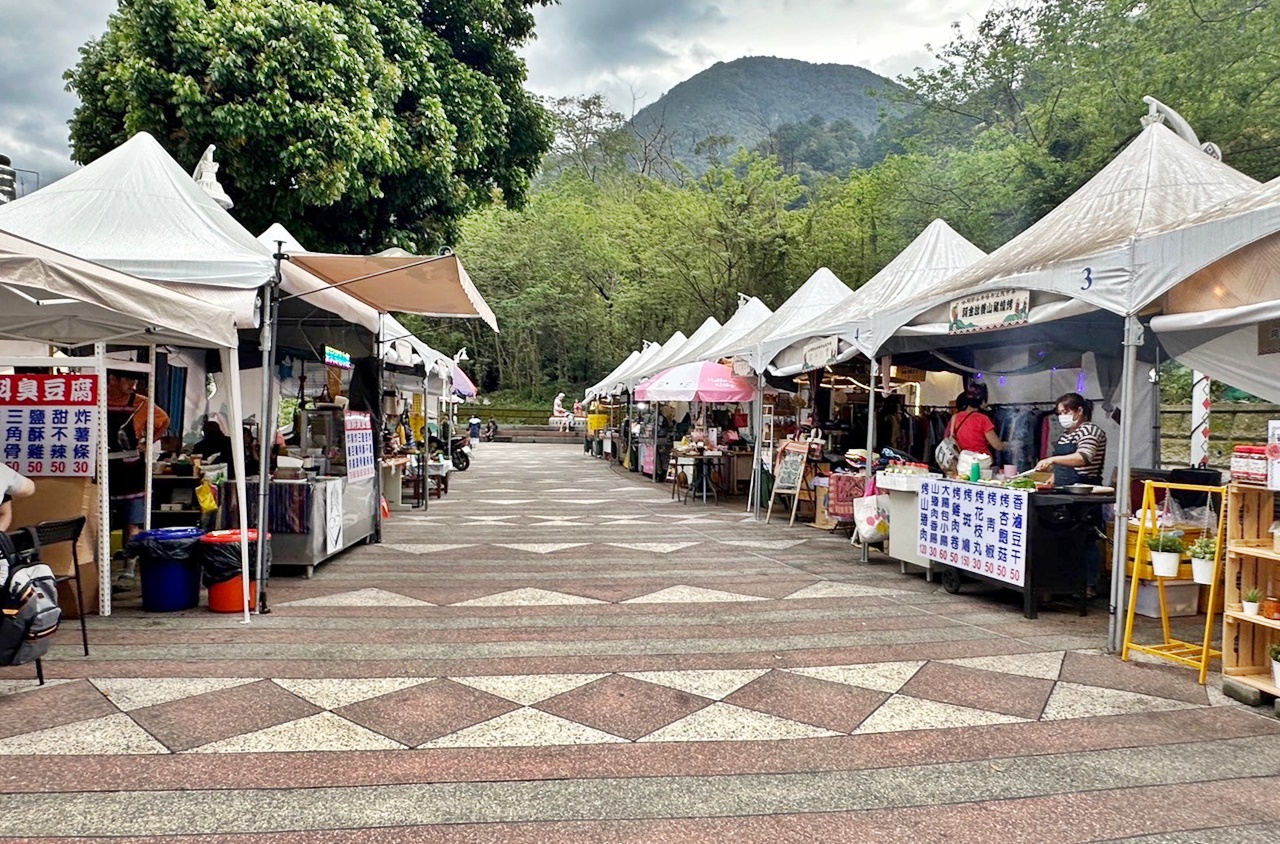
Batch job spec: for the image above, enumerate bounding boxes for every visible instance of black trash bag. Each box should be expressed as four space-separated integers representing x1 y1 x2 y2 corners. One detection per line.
127 530 204 566
200 537 271 587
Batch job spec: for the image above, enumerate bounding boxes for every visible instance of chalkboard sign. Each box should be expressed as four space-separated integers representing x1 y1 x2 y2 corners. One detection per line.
766 442 810 525
773 445 806 493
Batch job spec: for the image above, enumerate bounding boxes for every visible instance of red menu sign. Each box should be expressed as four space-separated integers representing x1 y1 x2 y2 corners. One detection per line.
0 375 99 477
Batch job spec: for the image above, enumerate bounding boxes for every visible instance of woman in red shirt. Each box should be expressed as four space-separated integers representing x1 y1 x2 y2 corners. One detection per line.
947 393 1004 457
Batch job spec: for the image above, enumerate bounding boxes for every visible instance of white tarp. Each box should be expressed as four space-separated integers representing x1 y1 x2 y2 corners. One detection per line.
0 229 239 349
619 332 686 391
586 350 640 400
0 133 379 331
632 317 722 382
719 267 853 369
770 219 987 369
380 313 451 376
603 341 662 396
867 123 1259 350
629 331 686 384
668 296 773 368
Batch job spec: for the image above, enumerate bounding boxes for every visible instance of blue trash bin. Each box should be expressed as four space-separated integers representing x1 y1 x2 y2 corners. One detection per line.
130 527 205 612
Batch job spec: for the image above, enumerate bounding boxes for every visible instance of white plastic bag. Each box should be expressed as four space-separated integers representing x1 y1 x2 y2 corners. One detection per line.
855 476 890 544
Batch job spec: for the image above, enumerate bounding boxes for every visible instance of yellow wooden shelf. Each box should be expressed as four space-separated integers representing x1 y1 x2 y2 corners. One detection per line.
1224 610 1280 631
1227 542 1280 563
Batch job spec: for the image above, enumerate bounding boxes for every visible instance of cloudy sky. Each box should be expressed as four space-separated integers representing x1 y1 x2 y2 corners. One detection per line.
1 0 990 188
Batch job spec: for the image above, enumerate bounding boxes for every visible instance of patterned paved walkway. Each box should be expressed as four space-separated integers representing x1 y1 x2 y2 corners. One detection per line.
2 443 1279 841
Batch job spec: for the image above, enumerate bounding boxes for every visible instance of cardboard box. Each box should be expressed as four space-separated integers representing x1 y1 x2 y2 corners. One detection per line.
55 558 99 618
10 477 98 578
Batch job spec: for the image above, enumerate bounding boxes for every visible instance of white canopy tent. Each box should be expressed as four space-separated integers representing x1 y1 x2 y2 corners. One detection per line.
0 229 251 620
611 337 674 395
585 351 641 401
767 219 987 373
0 133 380 332
633 317 722 383
629 332 687 385
847 119 1260 652
719 268 854 372
667 297 773 369
863 124 1259 355
1148 177 1280 403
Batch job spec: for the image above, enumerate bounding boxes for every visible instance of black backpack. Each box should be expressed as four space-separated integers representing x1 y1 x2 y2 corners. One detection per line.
0 532 61 666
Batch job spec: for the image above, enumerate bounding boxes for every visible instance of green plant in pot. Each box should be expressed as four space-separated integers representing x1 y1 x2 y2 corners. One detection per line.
1188 537 1219 585
1145 534 1185 578
1270 642 1280 688
1243 587 1263 616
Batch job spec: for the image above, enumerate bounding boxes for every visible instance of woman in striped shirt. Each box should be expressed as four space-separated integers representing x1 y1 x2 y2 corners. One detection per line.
1035 392 1107 598
1034 392 1107 485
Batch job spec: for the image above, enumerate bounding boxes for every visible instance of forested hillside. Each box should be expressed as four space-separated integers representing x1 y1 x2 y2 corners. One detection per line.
626 56 905 176
414 0 1280 400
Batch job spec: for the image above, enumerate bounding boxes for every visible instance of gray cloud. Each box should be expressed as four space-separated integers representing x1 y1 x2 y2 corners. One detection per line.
0 0 990 188
0 0 115 188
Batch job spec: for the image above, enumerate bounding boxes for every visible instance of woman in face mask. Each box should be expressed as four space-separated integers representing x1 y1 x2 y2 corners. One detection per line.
1035 392 1107 487
1036 392 1108 599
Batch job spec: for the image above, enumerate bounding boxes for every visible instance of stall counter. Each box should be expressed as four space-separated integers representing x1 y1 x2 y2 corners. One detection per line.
878 473 1114 618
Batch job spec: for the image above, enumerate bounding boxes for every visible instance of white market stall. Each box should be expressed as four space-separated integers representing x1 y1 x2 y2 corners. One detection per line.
848 115 1260 643
0 229 249 618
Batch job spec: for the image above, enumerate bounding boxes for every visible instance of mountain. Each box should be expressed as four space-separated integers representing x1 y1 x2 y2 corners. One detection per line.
629 56 908 173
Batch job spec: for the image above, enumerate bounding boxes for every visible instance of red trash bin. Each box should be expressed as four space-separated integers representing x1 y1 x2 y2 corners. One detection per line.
199 529 269 612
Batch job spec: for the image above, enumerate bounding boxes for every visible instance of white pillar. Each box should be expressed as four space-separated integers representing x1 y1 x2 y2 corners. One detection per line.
222 347 253 623
1191 370 1211 468
143 346 156 532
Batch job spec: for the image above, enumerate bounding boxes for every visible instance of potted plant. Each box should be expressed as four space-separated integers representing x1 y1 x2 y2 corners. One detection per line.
1270 642 1280 688
1243 587 1262 617
1146 534 1185 578
1187 536 1218 585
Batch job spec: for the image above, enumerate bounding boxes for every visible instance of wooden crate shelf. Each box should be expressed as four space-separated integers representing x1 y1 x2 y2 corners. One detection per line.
1224 484 1280 697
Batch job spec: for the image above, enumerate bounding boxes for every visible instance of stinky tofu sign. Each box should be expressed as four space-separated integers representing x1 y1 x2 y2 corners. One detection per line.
949 289 1030 334
918 479 1028 587
0 374 98 477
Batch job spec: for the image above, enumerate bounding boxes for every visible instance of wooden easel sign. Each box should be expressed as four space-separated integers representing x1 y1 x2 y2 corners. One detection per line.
767 441 809 526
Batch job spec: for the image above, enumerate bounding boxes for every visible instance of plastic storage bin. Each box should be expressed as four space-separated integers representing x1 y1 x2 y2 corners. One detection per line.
1126 578 1202 618
199 529 269 613
131 527 204 612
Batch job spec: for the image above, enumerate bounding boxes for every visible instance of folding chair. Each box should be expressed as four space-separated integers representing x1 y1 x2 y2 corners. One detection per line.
31 516 90 659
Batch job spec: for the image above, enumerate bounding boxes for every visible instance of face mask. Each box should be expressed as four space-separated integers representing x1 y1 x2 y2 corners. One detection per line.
1058 413 1076 429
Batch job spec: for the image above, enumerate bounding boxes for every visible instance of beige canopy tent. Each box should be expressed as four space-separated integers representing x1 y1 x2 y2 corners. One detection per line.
0 228 251 619
287 250 499 333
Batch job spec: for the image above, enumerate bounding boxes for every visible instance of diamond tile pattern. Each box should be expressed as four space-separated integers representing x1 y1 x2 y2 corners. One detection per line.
129 680 321 752
900 662 1056 720
336 679 520 747
723 670 889 733
535 674 713 740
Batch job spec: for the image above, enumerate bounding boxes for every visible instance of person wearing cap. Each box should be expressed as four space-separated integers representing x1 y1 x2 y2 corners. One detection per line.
107 370 169 588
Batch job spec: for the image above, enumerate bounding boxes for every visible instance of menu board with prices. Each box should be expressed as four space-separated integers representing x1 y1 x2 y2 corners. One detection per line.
343 412 376 483
0 374 98 478
918 479 1029 587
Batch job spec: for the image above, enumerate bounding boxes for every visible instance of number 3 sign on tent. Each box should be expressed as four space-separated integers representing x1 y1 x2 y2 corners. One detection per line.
0 374 99 477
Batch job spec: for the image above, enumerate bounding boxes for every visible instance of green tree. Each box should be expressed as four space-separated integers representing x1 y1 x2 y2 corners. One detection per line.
65 0 555 253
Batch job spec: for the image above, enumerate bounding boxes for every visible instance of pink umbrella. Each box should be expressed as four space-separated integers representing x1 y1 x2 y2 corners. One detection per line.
634 361 756 403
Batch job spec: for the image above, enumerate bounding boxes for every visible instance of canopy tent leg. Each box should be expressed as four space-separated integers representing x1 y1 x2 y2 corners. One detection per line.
255 248 284 614
1107 316 1143 653
143 345 156 532
94 346 111 616
750 372 764 519
222 347 252 624
862 357 879 564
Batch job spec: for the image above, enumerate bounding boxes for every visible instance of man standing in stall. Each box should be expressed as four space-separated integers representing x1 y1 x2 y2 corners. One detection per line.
107 370 169 589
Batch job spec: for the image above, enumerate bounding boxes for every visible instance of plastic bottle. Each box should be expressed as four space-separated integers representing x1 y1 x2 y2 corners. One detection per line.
969 461 981 482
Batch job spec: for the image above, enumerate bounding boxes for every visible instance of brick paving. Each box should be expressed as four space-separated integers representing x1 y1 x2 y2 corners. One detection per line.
0 442 1278 840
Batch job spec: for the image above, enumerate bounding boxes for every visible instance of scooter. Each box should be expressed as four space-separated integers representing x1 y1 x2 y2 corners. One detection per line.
450 434 472 471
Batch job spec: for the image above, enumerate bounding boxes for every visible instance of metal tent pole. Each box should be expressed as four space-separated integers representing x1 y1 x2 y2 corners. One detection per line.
143 346 156 532
1107 316 1143 652
750 371 763 518
862 356 879 563
254 245 284 614
94 346 111 615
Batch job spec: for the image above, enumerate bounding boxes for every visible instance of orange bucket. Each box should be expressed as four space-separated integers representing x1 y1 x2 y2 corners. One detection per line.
208 577 256 613
200 529 268 613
